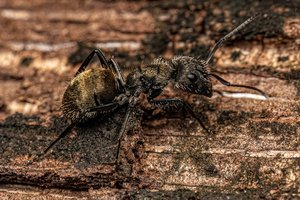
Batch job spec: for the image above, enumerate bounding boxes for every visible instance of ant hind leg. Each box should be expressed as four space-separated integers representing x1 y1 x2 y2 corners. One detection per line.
75 49 110 76
30 102 120 163
74 49 127 93
108 58 126 89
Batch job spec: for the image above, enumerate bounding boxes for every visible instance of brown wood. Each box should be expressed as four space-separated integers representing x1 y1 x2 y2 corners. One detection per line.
0 0 299 199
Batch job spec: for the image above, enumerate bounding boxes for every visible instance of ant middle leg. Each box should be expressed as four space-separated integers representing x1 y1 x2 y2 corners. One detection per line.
113 96 140 162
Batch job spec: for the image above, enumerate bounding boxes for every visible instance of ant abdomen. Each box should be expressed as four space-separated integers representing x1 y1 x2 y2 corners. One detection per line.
62 68 119 122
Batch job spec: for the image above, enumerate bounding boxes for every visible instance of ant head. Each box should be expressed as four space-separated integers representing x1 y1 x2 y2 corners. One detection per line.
173 56 212 97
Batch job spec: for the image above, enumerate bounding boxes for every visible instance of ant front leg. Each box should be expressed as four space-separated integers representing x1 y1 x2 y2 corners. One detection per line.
148 98 213 134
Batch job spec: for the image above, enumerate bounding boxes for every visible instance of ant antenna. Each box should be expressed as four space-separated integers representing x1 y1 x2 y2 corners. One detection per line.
206 13 261 64
209 73 268 98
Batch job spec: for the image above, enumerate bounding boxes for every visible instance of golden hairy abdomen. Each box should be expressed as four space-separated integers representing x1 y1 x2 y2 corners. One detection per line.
62 68 119 119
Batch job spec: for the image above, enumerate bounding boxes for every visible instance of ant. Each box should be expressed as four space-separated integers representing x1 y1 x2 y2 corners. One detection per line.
39 13 267 162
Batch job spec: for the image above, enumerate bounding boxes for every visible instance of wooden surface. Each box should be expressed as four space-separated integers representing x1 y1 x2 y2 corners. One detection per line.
0 0 299 199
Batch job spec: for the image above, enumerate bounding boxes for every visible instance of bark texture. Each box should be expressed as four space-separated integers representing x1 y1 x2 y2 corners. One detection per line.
0 0 299 199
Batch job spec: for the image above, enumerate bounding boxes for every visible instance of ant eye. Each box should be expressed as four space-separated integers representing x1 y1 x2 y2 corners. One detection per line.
187 73 197 82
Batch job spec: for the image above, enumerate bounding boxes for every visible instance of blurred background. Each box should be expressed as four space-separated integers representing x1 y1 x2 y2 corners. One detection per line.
0 0 299 198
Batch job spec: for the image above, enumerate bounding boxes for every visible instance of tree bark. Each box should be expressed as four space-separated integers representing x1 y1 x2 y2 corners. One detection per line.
0 0 299 199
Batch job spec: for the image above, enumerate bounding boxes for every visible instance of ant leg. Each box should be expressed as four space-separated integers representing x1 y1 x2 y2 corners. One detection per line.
213 89 225 97
209 73 268 98
74 49 126 91
34 102 120 161
108 58 126 88
75 49 110 76
149 98 213 134
42 121 77 156
114 105 134 161
114 96 138 161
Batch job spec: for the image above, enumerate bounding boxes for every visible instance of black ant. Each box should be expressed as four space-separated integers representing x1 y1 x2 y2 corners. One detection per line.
39 13 267 162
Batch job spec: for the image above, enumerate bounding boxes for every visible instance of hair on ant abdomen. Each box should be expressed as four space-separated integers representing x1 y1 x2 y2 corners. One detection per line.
36 13 267 163
62 68 119 123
